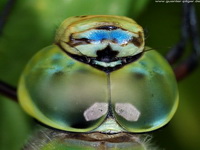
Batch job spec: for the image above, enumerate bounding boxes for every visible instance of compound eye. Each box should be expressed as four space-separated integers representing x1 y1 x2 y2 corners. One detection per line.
111 50 178 133
18 45 108 132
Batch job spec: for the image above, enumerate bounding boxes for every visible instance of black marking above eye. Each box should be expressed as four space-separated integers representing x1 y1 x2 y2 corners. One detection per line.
96 25 118 30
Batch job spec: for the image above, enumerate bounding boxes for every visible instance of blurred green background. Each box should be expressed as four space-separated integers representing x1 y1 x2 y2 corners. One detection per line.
0 0 199 149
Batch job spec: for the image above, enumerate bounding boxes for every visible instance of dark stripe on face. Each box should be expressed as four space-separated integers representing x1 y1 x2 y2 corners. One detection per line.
131 32 143 47
67 30 143 47
75 15 88 18
67 35 91 47
95 25 118 30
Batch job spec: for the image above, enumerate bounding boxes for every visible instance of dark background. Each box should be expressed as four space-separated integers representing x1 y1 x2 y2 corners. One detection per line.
0 0 200 149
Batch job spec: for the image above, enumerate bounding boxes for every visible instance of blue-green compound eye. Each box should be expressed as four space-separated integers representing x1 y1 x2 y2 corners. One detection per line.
18 15 178 133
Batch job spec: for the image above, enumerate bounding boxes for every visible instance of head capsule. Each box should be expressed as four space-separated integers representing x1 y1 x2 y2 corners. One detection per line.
55 15 144 72
18 15 178 134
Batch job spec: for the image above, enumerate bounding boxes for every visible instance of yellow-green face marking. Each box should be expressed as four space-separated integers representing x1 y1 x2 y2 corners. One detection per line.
18 15 178 133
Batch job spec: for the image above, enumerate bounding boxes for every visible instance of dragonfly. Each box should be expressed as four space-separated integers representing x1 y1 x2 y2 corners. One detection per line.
0 1 199 150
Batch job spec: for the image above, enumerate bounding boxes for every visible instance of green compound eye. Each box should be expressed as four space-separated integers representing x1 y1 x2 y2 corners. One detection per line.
18 15 178 133
18 45 108 132
111 50 178 132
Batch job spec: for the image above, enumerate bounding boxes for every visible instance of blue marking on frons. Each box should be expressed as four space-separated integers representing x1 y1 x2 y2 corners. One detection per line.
83 29 132 44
